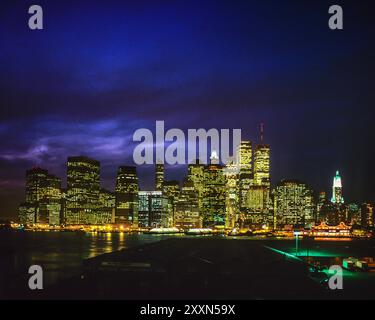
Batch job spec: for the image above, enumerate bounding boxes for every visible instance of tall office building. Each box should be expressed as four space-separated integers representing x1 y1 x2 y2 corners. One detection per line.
236 141 252 173
187 159 205 211
38 174 62 225
138 191 172 228
345 202 360 225
246 143 270 227
115 166 139 227
236 141 253 210
201 161 226 227
331 170 344 204
97 188 115 224
245 185 269 227
25 168 48 204
253 144 270 188
19 167 62 225
361 203 374 228
175 180 200 228
155 162 164 191
66 156 100 225
223 159 239 228
163 180 180 218
19 168 62 225
163 180 180 201
273 180 315 228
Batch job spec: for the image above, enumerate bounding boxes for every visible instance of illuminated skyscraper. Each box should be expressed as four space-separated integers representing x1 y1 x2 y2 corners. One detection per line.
202 161 226 227
245 185 269 227
19 167 62 225
236 141 252 173
25 168 48 204
163 180 180 200
236 141 253 210
253 144 270 188
224 159 239 228
331 171 344 204
138 191 172 228
347 202 360 225
97 188 115 224
38 174 62 225
163 180 180 218
155 162 164 191
273 180 315 228
187 159 205 211
175 180 200 228
361 203 374 228
115 166 139 227
66 156 100 225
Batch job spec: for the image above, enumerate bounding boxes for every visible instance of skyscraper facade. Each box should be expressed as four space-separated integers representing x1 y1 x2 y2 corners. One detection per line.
237 141 253 211
115 166 139 227
98 188 115 224
224 159 239 228
19 167 62 225
175 180 200 228
253 144 270 188
187 159 205 212
155 162 164 191
202 163 226 227
138 191 172 228
331 171 344 204
66 156 100 225
273 180 315 228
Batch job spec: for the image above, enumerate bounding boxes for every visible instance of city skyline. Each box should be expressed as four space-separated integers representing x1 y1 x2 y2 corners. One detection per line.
16 140 373 230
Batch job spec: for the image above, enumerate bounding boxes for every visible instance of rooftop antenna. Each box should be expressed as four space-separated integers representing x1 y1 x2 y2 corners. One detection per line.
260 122 264 143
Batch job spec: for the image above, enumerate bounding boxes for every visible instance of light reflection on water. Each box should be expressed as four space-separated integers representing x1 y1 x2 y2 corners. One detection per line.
0 231 177 288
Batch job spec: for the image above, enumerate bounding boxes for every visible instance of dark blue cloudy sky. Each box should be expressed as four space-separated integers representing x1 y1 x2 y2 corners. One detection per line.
0 0 374 218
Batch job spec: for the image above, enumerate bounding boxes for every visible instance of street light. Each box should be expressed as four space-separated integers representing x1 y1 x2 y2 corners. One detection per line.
293 231 301 256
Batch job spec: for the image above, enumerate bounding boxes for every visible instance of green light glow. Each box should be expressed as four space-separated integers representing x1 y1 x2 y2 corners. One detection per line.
264 246 303 261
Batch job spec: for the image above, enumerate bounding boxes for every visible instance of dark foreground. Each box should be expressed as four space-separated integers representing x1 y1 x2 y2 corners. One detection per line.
2 236 375 300
40 238 375 299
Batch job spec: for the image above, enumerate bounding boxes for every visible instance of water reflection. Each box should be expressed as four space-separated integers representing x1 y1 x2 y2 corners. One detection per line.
0 231 176 289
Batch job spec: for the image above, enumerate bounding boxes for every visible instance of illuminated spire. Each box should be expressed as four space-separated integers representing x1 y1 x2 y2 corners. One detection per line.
331 170 344 204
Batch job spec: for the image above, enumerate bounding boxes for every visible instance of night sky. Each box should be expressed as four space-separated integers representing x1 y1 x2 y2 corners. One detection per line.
0 0 374 218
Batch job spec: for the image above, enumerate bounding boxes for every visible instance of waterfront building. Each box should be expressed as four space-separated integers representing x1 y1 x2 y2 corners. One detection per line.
346 202 361 225
236 141 253 210
187 159 205 211
361 203 374 228
19 167 62 225
66 156 100 225
163 180 180 219
115 166 139 227
138 191 172 228
224 159 239 229
175 180 200 228
97 188 115 224
245 185 269 227
201 162 226 227
273 180 315 228
18 203 37 225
